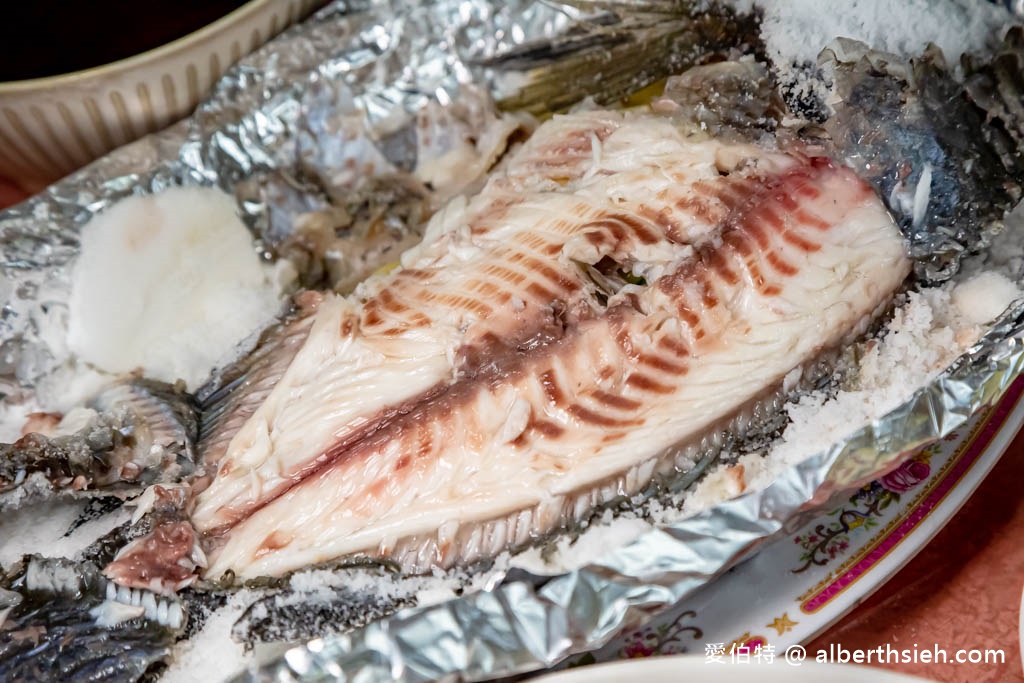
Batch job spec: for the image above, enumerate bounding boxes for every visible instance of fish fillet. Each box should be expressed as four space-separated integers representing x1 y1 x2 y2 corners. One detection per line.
191 110 910 579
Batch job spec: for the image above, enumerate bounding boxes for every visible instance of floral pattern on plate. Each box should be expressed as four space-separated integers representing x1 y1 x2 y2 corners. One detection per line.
556 377 1024 670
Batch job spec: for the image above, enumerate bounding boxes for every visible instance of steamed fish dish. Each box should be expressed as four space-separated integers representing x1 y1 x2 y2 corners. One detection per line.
187 112 908 579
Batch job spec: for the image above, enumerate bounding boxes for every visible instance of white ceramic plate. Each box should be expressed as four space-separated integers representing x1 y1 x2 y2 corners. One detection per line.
552 377 1024 669
535 655 932 682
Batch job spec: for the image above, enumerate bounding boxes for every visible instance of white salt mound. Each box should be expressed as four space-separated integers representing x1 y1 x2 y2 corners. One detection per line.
160 591 256 683
952 271 1021 326
67 187 288 390
0 400 38 444
747 0 1009 69
0 499 132 569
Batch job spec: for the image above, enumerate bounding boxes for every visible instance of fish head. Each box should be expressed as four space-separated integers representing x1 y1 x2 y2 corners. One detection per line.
819 33 1024 281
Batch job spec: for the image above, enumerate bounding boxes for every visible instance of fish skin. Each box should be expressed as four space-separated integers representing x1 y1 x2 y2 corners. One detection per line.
0 557 180 682
230 571 416 648
191 107 910 580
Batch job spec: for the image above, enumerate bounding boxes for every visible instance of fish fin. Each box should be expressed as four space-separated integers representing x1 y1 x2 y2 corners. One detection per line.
90 378 199 480
195 294 322 480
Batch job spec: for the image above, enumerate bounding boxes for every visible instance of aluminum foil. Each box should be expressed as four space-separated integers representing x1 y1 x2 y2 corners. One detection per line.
1 0 576 394
1 0 1023 681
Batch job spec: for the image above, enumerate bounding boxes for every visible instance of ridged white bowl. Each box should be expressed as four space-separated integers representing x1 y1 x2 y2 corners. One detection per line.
0 0 320 193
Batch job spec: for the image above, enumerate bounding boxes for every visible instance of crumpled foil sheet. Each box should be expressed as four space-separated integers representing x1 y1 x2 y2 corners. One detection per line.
0 0 582 395
1 0 1022 681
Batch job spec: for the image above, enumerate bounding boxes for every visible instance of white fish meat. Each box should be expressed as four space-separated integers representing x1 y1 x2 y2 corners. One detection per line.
187 108 910 579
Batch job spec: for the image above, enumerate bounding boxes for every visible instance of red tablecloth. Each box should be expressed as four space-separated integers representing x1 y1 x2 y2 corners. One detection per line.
0 179 25 209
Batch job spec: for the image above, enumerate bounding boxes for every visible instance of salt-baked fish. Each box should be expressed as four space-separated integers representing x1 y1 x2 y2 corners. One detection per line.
5 5 1024 681
179 107 909 580
106 27 1024 592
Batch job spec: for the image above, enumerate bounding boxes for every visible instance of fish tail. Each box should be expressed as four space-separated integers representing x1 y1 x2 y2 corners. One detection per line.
486 1 760 114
